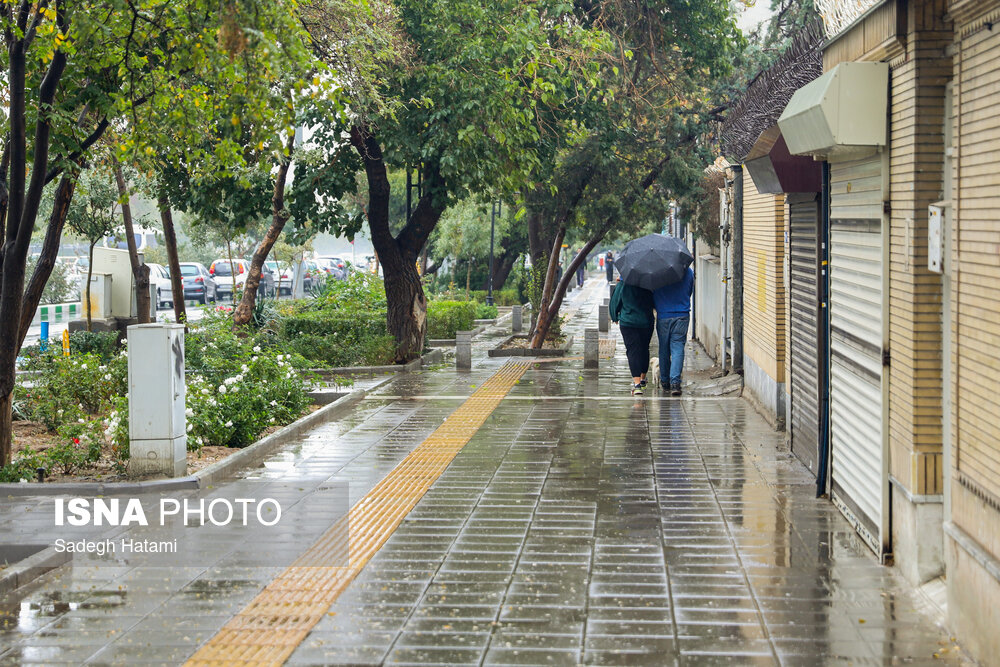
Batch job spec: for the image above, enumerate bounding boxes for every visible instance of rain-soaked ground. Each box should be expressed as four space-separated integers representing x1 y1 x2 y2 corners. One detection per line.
0 278 972 665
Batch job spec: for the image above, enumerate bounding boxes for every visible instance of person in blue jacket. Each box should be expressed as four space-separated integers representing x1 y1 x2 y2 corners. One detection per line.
652 267 694 396
609 279 655 395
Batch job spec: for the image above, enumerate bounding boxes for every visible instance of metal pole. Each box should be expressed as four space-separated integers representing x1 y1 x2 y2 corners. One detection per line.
486 201 496 306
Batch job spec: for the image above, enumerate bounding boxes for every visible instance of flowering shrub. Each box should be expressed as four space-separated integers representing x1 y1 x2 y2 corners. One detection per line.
18 351 127 430
3 315 315 481
107 320 313 453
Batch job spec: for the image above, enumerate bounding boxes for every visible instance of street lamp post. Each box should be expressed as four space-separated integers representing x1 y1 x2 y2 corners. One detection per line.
486 200 499 306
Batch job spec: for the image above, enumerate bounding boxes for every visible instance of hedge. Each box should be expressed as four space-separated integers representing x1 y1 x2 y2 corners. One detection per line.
426 300 478 339
280 310 394 367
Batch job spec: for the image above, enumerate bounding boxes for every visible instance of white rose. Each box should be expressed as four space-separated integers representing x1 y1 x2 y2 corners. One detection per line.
253 346 261 353
218 385 227 394
224 420 233 428
185 408 194 417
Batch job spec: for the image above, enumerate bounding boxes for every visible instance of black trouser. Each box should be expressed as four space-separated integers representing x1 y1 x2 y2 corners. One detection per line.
620 325 654 378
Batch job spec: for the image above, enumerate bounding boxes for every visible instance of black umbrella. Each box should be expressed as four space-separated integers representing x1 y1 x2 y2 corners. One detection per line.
615 234 693 291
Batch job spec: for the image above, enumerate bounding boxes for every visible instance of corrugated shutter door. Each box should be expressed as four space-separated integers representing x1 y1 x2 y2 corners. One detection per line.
828 155 884 555
788 194 821 475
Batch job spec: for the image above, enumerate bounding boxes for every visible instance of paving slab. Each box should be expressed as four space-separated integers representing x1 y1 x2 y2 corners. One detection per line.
0 278 972 666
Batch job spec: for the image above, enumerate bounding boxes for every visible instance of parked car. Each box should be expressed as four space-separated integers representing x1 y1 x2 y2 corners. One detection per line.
316 256 347 281
210 259 274 300
266 260 294 296
303 260 325 291
266 259 319 295
179 262 217 304
147 263 174 309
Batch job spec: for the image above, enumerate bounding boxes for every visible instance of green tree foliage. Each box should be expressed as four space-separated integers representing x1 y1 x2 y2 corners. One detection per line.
431 199 511 296
0 0 318 465
313 0 610 361
526 0 744 346
65 168 120 330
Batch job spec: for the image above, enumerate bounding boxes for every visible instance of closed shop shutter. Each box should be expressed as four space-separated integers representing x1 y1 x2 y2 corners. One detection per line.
828 154 886 556
787 194 821 476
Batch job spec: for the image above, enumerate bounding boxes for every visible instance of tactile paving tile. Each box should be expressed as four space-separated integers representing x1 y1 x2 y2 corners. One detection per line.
185 360 529 666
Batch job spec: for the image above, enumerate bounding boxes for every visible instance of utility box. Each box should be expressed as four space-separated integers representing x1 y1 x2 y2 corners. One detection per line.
82 273 113 320
127 323 186 477
92 247 143 318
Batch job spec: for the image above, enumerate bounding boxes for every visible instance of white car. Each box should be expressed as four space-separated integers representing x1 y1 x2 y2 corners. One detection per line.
147 263 174 309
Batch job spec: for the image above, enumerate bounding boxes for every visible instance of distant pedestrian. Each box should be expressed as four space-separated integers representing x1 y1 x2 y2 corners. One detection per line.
605 251 614 283
610 279 655 396
599 255 605 270
576 252 585 287
652 267 694 396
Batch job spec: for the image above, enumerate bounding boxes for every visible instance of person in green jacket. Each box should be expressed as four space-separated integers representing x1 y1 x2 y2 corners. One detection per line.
609 279 655 395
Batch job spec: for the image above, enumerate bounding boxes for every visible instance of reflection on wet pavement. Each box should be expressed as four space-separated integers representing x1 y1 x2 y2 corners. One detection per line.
0 279 970 665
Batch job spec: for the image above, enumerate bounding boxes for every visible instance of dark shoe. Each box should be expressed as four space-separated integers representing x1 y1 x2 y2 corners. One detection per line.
639 379 647 388
670 384 681 396
631 383 643 396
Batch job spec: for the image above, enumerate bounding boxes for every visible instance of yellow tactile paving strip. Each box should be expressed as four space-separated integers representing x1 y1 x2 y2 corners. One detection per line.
186 360 530 666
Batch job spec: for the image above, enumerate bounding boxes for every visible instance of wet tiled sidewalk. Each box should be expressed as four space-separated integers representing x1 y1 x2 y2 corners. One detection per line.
0 277 970 665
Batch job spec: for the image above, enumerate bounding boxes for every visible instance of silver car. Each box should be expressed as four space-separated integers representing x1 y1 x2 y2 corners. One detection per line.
147 263 174 309
179 262 218 304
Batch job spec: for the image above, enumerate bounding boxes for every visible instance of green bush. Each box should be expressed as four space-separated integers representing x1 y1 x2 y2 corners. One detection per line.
110 319 313 450
281 309 388 339
311 272 387 312
426 300 477 339
496 289 521 306
19 351 128 430
475 303 498 320
69 331 120 361
286 332 396 368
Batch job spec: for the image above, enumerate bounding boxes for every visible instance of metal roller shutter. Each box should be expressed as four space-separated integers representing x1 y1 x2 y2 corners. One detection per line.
787 194 822 476
828 154 886 556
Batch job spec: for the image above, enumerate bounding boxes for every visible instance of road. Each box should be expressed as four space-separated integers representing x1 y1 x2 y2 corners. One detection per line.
22 301 211 348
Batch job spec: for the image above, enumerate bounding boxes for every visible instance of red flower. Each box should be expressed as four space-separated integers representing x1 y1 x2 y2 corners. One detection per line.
73 437 80 444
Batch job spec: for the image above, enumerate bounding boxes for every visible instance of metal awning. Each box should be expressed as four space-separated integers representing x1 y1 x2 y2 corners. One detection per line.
745 126 822 194
778 61 888 161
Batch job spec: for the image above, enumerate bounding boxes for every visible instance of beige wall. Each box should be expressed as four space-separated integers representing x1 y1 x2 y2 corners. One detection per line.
947 0 1000 661
742 170 786 383
886 0 950 498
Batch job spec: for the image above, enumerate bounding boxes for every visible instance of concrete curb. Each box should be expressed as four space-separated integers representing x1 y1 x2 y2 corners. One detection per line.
488 334 575 358
0 545 71 596
427 324 487 348
310 348 442 377
420 349 445 366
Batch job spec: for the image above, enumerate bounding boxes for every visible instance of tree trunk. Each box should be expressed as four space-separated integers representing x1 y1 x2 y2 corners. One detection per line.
86 241 95 331
530 232 605 348
233 136 295 327
350 126 445 362
18 176 77 342
113 162 150 323
225 238 237 302
3 175 77 466
0 392 11 471
465 257 472 297
492 251 518 292
158 195 186 325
